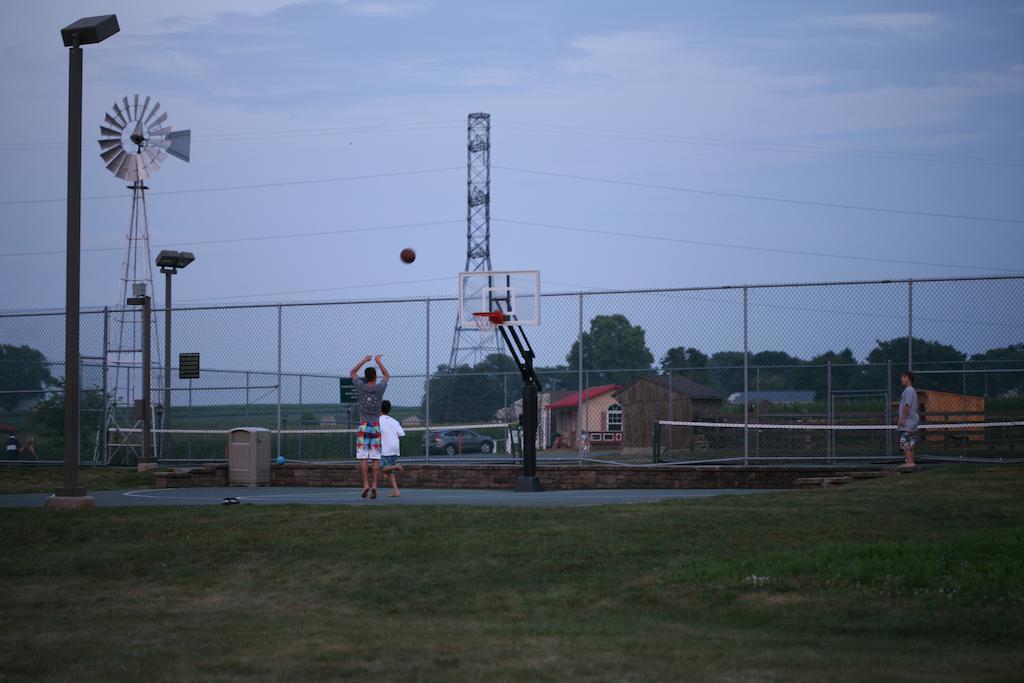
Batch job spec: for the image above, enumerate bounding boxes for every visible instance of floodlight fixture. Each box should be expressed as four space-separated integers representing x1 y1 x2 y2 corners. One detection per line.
156 250 195 272
61 15 119 47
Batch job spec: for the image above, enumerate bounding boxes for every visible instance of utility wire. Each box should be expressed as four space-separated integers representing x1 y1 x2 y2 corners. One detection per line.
173 276 452 304
494 166 1024 225
495 218 1021 273
502 120 1024 168
0 166 462 206
1 219 462 258
0 120 462 151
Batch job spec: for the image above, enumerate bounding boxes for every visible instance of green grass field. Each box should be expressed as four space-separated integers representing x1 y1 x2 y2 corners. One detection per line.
1 466 1022 682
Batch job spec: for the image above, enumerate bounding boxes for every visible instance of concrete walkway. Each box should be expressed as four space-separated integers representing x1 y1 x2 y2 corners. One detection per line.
0 486 780 509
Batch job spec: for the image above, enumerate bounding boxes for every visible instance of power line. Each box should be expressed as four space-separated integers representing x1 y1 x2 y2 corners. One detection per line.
173 276 452 304
1 219 462 258
502 120 1024 169
0 120 463 151
495 218 1021 273
494 166 1024 225
0 167 462 207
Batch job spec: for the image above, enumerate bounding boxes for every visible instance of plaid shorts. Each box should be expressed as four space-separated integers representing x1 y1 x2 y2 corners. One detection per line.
899 431 916 451
356 421 381 458
380 454 398 469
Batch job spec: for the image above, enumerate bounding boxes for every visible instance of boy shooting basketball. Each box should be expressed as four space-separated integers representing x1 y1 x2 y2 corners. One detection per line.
378 400 405 497
350 354 389 499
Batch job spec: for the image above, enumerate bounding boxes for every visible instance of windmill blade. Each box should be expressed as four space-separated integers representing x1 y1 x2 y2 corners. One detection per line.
133 94 140 120
111 102 127 127
100 146 124 163
150 112 168 129
149 126 171 137
145 101 160 124
139 96 151 122
98 138 121 151
103 113 124 131
122 97 132 122
106 150 127 175
100 125 122 138
167 130 191 162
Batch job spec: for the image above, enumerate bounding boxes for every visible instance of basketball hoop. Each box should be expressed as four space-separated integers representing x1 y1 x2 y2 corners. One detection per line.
472 310 505 331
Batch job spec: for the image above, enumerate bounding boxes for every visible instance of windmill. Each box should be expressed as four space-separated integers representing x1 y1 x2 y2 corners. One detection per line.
96 95 190 464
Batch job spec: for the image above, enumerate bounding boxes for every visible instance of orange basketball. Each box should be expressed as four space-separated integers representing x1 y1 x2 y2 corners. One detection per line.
400 248 416 264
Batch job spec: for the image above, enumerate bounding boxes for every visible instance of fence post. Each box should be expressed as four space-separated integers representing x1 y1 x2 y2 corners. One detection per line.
298 374 303 459
907 280 914 371
886 360 893 459
743 286 749 466
424 298 431 461
826 360 833 463
100 306 109 464
577 293 584 464
276 304 282 459
667 370 673 453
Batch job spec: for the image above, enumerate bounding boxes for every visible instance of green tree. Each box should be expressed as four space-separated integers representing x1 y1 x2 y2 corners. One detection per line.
0 344 55 411
805 348 863 398
660 347 708 372
867 337 966 393
28 380 105 458
706 351 745 394
566 314 654 387
427 353 521 423
969 343 1024 397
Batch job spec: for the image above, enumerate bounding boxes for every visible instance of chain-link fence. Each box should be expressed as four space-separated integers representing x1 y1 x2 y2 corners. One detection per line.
2 275 1022 465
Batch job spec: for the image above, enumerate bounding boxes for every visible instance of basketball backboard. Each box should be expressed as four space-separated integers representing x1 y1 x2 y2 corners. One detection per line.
458 270 540 327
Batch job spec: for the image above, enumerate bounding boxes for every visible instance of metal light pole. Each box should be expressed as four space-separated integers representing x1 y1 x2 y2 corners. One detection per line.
49 15 119 509
156 250 194 461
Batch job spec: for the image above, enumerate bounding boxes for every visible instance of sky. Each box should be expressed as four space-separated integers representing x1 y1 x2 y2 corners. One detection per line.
1 0 1023 315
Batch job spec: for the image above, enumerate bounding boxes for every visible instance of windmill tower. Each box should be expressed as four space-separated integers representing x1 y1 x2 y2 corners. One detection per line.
97 95 190 463
449 113 501 368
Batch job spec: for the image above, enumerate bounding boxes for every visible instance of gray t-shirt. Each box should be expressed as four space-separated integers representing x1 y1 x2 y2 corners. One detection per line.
354 377 388 423
899 386 920 431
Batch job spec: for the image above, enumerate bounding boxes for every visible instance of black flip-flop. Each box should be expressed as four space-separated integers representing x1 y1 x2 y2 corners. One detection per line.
370 488 377 499
361 488 369 498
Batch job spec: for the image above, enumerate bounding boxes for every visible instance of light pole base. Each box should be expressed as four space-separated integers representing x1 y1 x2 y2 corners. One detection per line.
514 476 543 492
44 494 95 510
137 462 158 472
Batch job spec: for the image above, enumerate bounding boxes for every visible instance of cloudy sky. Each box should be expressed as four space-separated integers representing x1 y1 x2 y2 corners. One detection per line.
1 0 1022 312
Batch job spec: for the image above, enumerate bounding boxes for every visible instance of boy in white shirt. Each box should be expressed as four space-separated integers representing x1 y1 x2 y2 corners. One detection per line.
378 400 405 497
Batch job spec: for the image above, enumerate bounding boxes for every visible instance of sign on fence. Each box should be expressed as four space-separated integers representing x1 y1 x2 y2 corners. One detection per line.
179 353 200 379
339 378 357 404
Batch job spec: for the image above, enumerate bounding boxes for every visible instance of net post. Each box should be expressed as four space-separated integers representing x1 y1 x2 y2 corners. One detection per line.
652 421 661 463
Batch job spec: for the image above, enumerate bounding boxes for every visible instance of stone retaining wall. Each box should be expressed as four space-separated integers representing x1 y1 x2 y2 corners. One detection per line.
157 462 879 490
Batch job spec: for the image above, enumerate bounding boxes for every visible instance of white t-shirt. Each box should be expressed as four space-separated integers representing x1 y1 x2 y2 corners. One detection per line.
379 415 405 456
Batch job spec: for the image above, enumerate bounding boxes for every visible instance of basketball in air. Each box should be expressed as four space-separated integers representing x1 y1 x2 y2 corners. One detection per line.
400 248 416 264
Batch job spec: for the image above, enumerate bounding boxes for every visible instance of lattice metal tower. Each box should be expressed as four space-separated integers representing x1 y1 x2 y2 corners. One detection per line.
449 113 501 367
96 95 190 463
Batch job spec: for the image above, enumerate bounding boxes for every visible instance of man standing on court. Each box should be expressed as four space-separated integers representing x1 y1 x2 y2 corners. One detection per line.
350 354 389 499
897 371 919 469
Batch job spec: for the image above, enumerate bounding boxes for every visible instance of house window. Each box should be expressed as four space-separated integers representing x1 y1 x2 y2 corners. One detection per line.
607 403 622 432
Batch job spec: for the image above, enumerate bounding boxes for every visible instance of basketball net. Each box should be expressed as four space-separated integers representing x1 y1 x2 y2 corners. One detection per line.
472 311 505 331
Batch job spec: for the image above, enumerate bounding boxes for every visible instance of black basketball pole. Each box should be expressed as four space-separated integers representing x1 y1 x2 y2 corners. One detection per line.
498 324 543 492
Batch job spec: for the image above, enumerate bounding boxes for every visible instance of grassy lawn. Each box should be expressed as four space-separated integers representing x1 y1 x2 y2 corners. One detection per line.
1 466 1022 682
0 466 160 494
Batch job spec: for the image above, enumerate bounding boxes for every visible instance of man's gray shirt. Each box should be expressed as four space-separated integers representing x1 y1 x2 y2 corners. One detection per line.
354 377 388 423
